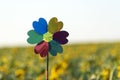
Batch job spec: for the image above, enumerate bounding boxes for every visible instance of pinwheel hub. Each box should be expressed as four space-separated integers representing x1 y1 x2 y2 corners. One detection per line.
43 32 53 42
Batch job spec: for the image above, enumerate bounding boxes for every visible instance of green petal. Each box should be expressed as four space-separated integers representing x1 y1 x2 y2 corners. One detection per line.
27 30 43 44
49 40 63 56
48 17 63 34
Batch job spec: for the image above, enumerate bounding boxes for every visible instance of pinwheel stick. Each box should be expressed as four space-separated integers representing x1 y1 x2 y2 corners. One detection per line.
46 53 49 80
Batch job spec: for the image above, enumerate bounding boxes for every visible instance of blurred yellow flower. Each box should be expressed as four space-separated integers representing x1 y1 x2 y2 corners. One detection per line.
15 69 25 78
117 71 120 78
0 66 4 72
35 76 44 80
0 65 9 74
80 62 89 73
101 69 110 78
14 61 22 67
117 66 120 71
1 57 8 64
50 69 58 80
111 49 117 57
50 61 67 80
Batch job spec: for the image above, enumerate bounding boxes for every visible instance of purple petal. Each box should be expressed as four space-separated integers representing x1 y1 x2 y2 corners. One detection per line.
34 41 49 57
53 31 69 44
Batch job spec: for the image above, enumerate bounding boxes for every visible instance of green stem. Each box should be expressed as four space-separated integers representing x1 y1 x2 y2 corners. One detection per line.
46 54 49 80
109 66 116 80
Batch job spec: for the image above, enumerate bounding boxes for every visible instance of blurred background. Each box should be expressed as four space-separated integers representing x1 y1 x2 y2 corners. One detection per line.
0 0 120 80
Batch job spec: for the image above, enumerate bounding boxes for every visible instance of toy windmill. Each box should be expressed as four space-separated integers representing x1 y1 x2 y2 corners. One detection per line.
27 17 69 80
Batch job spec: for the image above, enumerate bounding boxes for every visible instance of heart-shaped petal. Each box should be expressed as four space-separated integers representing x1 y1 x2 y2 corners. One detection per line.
34 41 49 57
53 31 69 44
27 30 43 44
33 18 48 34
49 40 63 56
48 17 63 34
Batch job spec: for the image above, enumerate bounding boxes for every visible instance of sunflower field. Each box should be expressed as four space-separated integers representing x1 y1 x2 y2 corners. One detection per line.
0 42 120 80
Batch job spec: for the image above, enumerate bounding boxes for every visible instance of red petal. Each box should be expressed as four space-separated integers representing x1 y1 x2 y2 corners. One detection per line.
34 41 49 57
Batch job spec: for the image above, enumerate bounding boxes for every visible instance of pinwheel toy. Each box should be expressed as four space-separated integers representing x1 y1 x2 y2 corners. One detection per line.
27 17 69 80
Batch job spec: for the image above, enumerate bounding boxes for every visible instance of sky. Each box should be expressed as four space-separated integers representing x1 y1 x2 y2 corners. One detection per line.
0 0 120 46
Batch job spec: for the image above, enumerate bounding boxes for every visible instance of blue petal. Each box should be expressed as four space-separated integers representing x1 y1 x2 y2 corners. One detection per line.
33 18 48 34
49 40 63 56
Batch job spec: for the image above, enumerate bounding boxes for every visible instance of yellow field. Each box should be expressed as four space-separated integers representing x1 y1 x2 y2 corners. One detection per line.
0 42 120 80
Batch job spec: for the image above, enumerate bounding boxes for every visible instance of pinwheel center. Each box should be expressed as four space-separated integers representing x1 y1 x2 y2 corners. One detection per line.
43 32 53 42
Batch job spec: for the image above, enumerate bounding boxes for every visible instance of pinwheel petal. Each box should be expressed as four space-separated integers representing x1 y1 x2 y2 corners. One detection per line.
48 17 63 34
33 18 48 34
49 40 63 56
53 31 69 44
34 41 49 57
27 30 43 44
